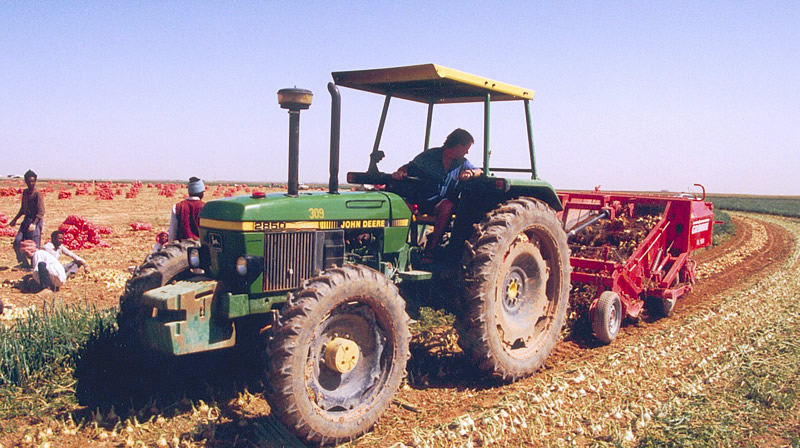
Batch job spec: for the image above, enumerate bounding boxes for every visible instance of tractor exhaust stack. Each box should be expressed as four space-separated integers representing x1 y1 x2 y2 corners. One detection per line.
328 82 341 195
278 88 313 197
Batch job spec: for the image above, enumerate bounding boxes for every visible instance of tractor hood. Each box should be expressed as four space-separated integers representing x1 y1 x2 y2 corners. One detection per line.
199 191 411 232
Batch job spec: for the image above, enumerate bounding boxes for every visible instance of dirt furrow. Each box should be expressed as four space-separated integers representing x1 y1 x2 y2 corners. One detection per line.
352 214 796 447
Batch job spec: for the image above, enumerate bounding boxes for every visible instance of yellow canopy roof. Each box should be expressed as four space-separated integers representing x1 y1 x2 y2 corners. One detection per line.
332 64 534 104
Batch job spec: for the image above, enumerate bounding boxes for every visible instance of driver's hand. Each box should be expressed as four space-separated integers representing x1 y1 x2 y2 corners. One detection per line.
459 169 482 181
392 168 408 180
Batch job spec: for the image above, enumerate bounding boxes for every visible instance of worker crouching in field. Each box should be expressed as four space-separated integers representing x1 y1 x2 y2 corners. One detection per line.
19 236 90 292
44 230 90 276
153 231 169 252
19 240 66 292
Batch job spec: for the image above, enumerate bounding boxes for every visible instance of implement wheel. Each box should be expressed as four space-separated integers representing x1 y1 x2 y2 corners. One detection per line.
660 296 676 317
649 295 677 318
267 265 410 445
458 197 571 381
592 291 622 343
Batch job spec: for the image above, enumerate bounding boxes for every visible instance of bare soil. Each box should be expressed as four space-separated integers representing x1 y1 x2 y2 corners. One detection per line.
0 179 795 447
0 180 283 312
361 216 795 446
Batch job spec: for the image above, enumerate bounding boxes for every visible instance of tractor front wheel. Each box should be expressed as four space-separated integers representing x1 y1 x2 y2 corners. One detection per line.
267 265 410 445
117 239 199 337
76 239 199 407
458 197 571 381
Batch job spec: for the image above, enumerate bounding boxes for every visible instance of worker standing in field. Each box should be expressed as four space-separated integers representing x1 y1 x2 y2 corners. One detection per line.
10 170 45 269
168 177 205 241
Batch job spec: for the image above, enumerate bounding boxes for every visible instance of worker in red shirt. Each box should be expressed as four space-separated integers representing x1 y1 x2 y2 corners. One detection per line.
168 177 205 241
10 170 45 268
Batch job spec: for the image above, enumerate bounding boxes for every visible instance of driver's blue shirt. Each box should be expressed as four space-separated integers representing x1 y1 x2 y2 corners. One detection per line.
406 147 477 209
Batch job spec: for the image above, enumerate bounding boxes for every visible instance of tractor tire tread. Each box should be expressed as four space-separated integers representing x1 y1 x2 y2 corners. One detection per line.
457 197 571 382
266 264 411 446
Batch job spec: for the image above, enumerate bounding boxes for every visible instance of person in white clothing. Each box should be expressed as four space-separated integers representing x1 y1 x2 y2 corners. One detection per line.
20 240 66 291
43 230 90 277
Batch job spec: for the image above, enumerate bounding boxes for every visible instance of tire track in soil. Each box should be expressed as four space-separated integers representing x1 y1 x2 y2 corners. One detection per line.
359 215 795 447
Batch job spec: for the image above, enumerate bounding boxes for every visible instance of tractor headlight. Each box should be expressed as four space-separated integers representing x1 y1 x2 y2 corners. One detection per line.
188 248 201 268
236 256 248 276
233 255 263 286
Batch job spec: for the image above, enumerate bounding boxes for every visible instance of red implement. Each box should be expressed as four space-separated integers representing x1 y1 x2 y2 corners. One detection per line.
557 185 715 342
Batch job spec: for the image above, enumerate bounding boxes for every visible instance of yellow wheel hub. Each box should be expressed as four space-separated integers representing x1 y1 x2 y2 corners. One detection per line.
324 337 360 374
507 278 520 300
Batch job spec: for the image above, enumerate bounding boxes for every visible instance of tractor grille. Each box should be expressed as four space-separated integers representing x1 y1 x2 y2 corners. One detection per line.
263 232 315 292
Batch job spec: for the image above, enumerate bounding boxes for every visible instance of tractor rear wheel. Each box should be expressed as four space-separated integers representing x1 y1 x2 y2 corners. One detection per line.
592 291 622 343
267 265 410 445
458 197 571 381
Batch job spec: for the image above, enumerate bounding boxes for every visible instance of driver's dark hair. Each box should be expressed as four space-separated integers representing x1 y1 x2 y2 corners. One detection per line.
24 169 37 181
51 230 63 240
443 128 474 148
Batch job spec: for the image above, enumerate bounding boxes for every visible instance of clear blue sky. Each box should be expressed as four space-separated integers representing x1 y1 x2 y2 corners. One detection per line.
2 1 798 195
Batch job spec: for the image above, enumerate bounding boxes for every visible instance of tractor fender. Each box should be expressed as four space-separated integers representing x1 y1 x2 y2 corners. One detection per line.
507 183 563 211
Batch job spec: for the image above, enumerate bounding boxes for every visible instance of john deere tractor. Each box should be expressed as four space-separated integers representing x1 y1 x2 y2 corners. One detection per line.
120 64 570 445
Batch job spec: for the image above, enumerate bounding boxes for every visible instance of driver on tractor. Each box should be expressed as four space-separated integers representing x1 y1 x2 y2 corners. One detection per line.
392 128 483 262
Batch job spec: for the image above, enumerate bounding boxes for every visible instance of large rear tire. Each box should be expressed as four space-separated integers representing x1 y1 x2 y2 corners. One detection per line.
457 197 571 381
267 265 411 446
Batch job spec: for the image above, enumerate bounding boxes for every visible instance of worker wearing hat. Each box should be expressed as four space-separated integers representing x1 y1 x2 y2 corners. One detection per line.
168 177 206 241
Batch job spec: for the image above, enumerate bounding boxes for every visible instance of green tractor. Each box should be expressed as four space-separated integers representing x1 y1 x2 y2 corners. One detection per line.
120 64 570 445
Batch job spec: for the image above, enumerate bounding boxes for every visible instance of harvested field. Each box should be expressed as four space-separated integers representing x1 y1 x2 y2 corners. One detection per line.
0 178 798 447
0 180 283 313
358 214 799 447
